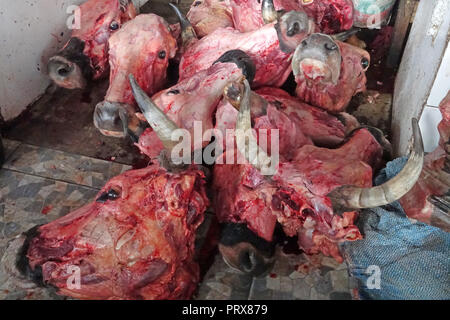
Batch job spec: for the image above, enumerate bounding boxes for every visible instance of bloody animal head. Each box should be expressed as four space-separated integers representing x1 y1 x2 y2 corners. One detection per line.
48 0 136 89
216 79 424 268
292 33 371 112
94 14 177 140
22 88 209 299
186 0 234 37
261 0 316 53
292 33 342 85
129 50 255 160
23 164 208 300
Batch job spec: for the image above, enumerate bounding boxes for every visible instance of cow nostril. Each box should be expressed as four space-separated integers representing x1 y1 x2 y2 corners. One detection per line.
240 250 254 272
325 42 337 51
57 67 70 76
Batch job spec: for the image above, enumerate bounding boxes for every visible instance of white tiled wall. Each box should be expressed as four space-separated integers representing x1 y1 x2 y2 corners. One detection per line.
419 41 449 153
419 106 443 153
0 0 147 122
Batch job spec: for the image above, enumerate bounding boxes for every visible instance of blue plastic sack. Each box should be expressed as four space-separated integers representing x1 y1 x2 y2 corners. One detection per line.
340 157 450 300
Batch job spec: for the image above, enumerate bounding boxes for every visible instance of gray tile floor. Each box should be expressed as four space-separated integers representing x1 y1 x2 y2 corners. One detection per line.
0 138 354 300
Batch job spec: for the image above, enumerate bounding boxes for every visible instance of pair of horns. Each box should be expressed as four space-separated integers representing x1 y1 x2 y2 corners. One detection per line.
233 80 424 211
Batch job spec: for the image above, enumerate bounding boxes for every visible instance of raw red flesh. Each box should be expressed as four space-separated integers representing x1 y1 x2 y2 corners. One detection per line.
214 87 359 160
187 0 234 37
213 129 383 261
137 62 246 158
230 0 302 33
400 91 450 231
295 41 370 112
69 0 136 80
105 14 177 105
179 25 294 88
300 0 354 34
229 0 353 34
27 164 209 300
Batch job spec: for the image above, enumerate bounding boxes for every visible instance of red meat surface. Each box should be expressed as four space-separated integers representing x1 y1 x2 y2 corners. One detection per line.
137 62 247 158
294 41 370 112
187 0 234 37
27 165 209 300
214 129 383 262
105 14 178 105
214 87 359 160
70 0 136 79
230 0 353 34
300 0 354 34
179 25 294 88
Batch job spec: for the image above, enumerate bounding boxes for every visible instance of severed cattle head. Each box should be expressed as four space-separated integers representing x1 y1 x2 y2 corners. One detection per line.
20 91 210 299
292 33 371 112
260 0 318 54
187 0 234 37
94 14 177 141
21 165 208 300
48 0 136 89
216 79 424 271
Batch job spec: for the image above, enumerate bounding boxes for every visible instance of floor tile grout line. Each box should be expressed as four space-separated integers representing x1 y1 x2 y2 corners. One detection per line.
3 139 133 167
1 168 102 192
247 277 256 301
3 141 22 164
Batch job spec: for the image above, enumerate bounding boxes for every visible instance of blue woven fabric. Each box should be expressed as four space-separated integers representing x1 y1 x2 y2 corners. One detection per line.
340 157 450 300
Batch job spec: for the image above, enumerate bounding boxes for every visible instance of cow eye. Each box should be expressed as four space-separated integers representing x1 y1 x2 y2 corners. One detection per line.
361 57 369 70
110 21 120 30
193 1 202 6
158 50 166 59
96 188 121 203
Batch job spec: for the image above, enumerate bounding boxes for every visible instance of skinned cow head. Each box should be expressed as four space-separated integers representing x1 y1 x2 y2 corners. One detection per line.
172 0 316 54
20 165 208 300
187 0 234 37
19 79 209 299
292 33 371 112
48 0 136 89
217 79 424 273
94 14 178 141
130 50 255 158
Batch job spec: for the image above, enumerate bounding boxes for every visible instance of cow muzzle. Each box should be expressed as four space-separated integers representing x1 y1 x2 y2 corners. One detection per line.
292 34 342 85
94 101 147 142
219 223 276 277
275 11 316 54
48 56 86 89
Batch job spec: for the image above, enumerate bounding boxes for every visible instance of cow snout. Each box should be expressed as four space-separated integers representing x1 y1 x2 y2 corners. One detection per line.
292 34 342 85
48 56 86 89
94 101 147 141
219 223 276 277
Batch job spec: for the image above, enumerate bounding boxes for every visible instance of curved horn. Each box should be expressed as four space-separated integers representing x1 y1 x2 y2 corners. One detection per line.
168 3 197 48
262 0 278 24
129 74 180 152
235 80 276 175
327 118 424 211
331 28 362 42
